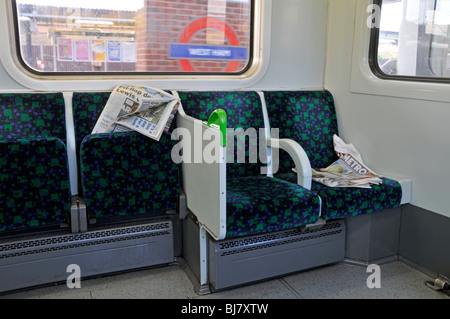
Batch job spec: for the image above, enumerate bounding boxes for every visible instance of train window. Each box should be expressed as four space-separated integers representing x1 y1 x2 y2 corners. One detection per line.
370 0 450 82
12 0 253 75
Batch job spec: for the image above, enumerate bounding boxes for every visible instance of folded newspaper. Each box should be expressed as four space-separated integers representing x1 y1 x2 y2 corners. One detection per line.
293 135 382 188
92 84 179 141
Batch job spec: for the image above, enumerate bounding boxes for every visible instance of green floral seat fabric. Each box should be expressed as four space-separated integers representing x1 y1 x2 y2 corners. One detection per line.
80 131 180 224
264 90 402 220
178 91 321 239
0 93 67 142
277 172 401 220
0 93 71 233
226 176 320 238
72 92 112 194
265 90 339 173
178 91 265 178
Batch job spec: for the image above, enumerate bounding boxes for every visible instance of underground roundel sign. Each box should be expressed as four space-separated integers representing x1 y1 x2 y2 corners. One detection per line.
169 17 249 72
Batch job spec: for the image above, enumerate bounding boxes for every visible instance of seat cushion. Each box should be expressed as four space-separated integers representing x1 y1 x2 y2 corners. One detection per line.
80 131 180 223
225 176 321 238
0 137 71 233
276 172 402 220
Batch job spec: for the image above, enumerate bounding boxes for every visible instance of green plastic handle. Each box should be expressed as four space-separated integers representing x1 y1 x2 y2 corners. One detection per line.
204 109 227 147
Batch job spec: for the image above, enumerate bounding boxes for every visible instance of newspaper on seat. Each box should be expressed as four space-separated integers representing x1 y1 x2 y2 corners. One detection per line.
293 135 382 188
92 84 179 141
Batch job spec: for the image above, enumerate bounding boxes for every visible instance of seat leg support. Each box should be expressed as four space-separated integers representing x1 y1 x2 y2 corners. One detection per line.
199 226 208 286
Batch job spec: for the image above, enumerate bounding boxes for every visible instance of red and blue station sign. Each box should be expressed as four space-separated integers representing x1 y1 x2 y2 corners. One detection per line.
170 17 249 72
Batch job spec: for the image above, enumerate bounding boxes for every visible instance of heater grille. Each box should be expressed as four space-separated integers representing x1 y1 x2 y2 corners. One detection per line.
0 221 172 260
218 222 343 256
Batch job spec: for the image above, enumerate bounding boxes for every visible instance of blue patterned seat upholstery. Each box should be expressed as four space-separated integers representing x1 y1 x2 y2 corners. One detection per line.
0 93 71 233
178 91 321 238
73 92 179 224
80 131 180 223
264 90 402 220
0 93 68 142
225 176 320 238
72 92 112 194
179 91 265 178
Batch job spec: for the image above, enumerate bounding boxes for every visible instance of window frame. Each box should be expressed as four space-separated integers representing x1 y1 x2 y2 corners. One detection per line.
369 0 450 84
8 0 262 79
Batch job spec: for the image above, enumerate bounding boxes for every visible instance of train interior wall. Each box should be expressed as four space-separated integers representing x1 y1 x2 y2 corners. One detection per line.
325 0 450 278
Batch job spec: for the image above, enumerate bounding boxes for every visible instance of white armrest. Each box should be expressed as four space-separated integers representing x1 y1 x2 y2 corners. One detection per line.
383 175 412 205
174 105 227 241
267 137 312 190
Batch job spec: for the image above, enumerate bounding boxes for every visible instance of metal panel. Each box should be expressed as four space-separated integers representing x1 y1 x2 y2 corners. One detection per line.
207 221 345 291
399 205 450 279
0 220 174 293
345 208 402 265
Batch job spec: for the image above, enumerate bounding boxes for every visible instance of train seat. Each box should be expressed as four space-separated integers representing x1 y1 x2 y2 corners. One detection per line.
263 90 413 265
178 91 321 238
176 91 344 292
263 90 406 220
72 92 180 226
0 92 182 293
0 93 71 234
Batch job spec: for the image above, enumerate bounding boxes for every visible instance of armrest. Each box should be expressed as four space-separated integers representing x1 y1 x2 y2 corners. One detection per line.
174 106 227 241
267 137 313 190
382 175 412 205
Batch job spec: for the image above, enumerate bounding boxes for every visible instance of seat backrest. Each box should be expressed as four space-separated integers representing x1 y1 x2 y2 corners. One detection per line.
72 92 112 194
0 93 67 142
264 90 339 173
178 91 266 179
72 92 112 156
0 93 71 234
72 91 177 155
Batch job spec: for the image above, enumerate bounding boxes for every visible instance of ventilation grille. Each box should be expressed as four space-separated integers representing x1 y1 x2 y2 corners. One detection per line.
0 221 171 260
218 221 343 257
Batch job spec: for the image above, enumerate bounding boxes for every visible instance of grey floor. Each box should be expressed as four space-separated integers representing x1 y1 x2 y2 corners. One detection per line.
1 260 448 299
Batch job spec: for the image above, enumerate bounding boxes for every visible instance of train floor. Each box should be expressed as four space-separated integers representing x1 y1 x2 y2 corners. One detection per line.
1 260 448 299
